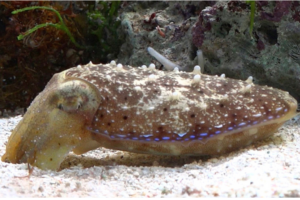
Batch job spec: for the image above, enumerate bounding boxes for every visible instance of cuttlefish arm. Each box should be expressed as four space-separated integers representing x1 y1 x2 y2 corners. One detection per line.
1 69 102 170
1 61 298 171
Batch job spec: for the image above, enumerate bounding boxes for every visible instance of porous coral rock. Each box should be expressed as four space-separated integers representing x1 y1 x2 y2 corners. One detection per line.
117 1 210 71
191 1 300 101
117 1 299 102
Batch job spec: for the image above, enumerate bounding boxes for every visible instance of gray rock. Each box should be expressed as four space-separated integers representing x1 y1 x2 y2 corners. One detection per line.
117 1 300 102
192 1 300 101
117 1 210 71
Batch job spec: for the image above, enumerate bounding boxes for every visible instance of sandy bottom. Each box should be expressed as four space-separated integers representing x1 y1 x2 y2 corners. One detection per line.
0 111 300 197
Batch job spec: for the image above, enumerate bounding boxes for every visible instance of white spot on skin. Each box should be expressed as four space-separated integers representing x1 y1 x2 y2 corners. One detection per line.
106 75 111 81
86 61 94 67
116 63 123 71
193 65 201 74
110 60 116 65
246 84 251 90
118 86 123 92
148 63 156 70
173 67 179 72
134 86 142 91
148 106 155 111
240 84 252 94
198 102 208 110
193 74 201 83
215 124 223 128
220 94 229 103
246 76 253 84
148 74 157 81
169 91 182 101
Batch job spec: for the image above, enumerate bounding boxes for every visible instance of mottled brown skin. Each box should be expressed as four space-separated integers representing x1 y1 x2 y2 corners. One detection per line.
1 62 298 170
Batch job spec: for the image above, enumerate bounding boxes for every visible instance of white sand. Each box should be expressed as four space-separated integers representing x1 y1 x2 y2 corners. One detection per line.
0 111 300 197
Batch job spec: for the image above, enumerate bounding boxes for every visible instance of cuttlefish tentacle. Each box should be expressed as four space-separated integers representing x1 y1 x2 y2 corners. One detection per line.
1 60 298 170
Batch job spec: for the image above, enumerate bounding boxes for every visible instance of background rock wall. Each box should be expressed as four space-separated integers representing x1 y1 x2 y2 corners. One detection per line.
117 1 300 102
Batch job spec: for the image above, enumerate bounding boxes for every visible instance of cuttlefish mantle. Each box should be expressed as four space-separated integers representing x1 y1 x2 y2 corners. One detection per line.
1 58 298 170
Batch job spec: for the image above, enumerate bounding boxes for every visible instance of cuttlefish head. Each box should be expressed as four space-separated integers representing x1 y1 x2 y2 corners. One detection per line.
1 70 101 170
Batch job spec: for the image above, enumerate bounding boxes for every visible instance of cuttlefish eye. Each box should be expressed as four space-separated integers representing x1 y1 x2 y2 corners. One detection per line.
52 81 91 113
56 95 84 111
57 101 83 111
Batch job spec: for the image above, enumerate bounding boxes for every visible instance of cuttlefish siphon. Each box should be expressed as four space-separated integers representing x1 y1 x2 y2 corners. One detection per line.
1 58 298 170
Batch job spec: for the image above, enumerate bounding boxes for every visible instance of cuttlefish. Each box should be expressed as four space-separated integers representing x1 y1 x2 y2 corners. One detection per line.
1 51 298 170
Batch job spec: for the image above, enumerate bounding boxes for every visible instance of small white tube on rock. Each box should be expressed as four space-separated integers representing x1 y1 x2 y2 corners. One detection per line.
147 47 182 71
193 65 201 74
197 49 204 73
